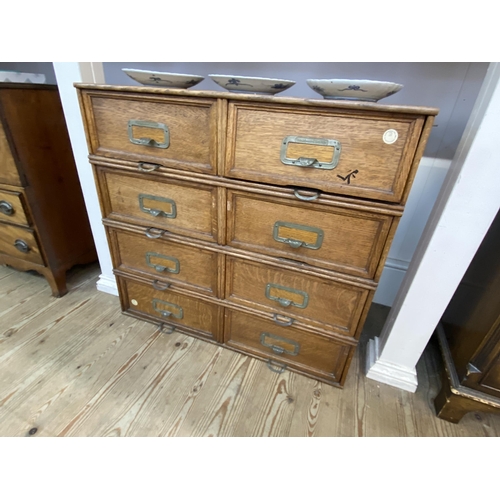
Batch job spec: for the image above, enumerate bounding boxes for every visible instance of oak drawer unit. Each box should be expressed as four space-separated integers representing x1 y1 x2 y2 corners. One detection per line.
77 84 437 387
0 83 97 296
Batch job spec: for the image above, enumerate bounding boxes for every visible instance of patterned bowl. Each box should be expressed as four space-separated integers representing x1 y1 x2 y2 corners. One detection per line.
209 75 296 95
122 69 204 89
307 79 403 102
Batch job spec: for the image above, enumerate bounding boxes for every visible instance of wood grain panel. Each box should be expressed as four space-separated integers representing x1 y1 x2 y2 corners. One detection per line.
225 102 425 202
108 227 219 297
0 120 21 186
0 222 43 265
224 309 351 384
225 256 369 337
119 276 222 342
86 92 218 174
0 186 29 226
97 167 218 243
227 189 393 278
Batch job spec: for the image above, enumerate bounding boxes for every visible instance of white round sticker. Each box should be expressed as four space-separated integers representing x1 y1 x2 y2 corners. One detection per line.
131 299 138 306
383 129 398 144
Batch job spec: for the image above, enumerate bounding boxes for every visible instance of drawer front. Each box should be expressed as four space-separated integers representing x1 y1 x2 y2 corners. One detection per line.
225 102 424 202
119 276 223 342
84 92 219 174
225 256 369 337
0 187 29 226
97 167 219 243
224 309 351 382
227 190 392 279
109 228 220 297
0 222 44 265
0 121 22 186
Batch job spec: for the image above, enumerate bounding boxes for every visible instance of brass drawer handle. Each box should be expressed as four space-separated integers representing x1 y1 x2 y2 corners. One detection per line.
139 194 177 218
261 332 300 356
145 228 166 239
265 283 309 309
152 280 171 291
146 252 180 274
128 119 170 149
293 188 320 202
152 298 183 319
281 136 341 170
0 200 14 216
266 359 287 374
272 313 294 327
14 239 30 253
273 221 324 250
138 162 161 172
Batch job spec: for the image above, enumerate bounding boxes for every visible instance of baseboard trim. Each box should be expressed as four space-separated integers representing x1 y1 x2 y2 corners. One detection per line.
96 274 118 296
365 337 418 392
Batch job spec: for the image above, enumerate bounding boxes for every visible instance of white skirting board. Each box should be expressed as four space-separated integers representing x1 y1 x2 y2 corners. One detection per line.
96 274 119 296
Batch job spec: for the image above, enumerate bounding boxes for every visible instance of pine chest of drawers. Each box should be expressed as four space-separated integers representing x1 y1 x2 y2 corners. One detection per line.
77 84 437 387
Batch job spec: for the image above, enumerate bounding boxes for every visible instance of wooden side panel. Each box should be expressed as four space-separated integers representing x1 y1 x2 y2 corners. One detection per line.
0 120 21 186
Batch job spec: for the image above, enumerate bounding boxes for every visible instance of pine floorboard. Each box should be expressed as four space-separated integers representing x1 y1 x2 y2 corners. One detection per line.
1 263 499 437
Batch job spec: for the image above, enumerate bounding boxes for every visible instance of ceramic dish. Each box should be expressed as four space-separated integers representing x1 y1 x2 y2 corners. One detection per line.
209 74 295 95
306 79 403 102
122 69 204 89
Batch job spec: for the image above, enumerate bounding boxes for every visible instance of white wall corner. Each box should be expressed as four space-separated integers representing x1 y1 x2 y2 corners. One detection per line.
366 337 418 392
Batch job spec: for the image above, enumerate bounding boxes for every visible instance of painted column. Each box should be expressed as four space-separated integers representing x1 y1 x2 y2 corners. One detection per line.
366 62 500 392
52 62 117 295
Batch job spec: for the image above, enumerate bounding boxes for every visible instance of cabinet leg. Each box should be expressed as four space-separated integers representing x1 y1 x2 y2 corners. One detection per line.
434 371 499 423
43 268 68 298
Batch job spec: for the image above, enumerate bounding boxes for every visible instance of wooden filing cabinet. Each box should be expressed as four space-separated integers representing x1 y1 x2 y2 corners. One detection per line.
0 83 97 296
77 84 437 387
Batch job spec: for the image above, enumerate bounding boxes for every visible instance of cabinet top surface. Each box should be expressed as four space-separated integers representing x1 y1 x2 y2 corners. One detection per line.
75 83 439 116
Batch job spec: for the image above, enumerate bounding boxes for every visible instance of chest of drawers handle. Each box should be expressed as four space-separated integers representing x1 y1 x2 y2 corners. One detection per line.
145 227 167 239
273 221 324 250
293 189 320 202
128 119 170 149
152 279 171 291
146 252 180 274
0 200 14 216
152 298 183 319
265 283 309 309
139 194 177 218
160 324 176 335
272 313 294 327
138 162 161 172
266 359 288 374
280 136 342 170
261 332 300 355
14 239 30 253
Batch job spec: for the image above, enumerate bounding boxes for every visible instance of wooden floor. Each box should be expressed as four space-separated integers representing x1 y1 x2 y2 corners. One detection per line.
1 263 500 437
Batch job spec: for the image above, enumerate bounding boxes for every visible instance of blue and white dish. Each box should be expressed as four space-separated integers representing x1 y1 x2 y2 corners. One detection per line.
307 79 403 102
209 74 295 95
122 69 204 89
